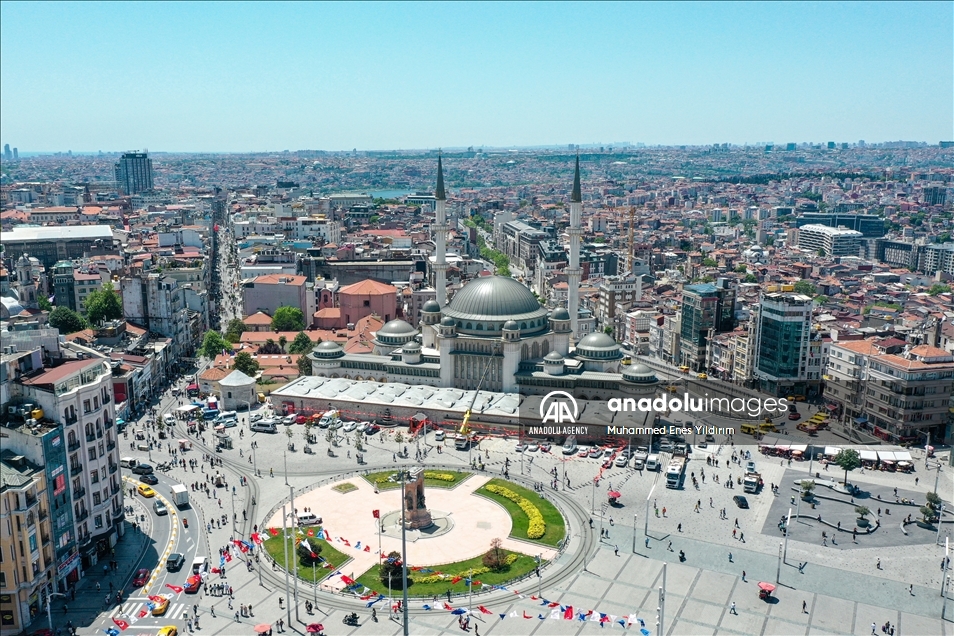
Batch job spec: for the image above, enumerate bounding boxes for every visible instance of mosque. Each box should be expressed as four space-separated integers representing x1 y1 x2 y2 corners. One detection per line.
304 157 660 403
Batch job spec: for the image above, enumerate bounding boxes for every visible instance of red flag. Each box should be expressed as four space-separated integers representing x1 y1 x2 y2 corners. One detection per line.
211 567 221 574
443 602 453 611
307 528 315 537
548 602 559 608
363 545 370 552
165 584 184 594
563 605 574 620
531 596 539 601
113 618 130 631
523 611 532 619
411 566 422 571
310 552 318 558
340 575 356 585
224 552 232 563
451 576 462 584
478 606 494 615
137 609 148 619
148 595 165 603
251 533 263 544
341 538 350 546
372 509 380 519
473 580 481 586
269 527 280 536
237 543 249 553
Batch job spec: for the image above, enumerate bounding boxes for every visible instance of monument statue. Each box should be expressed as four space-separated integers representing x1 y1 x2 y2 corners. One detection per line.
402 467 433 529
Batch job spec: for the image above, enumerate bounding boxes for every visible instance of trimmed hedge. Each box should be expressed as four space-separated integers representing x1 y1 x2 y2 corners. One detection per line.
485 484 545 539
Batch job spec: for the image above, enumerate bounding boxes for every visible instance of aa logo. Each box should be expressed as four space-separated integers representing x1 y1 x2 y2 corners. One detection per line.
540 391 579 424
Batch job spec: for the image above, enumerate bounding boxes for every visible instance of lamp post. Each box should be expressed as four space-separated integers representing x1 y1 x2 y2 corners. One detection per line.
45 592 67 635
633 513 638 553
400 471 409 636
942 537 950 620
775 541 783 585
782 507 792 564
645 481 657 538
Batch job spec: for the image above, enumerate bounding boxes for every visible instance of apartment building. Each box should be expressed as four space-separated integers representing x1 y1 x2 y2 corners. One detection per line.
797 224 864 258
753 292 814 396
120 273 193 360
678 280 735 371
242 274 316 325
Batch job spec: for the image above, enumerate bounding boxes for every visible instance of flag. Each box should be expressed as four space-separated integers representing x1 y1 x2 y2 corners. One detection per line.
523 611 532 619
372 509 380 519
112 618 130 631
237 542 249 553
618 620 627 627
367 595 384 608
499 614 506 620
355 541 362 550
301 538 312 553
307 528 315 537
478 606 493 615
473 580 482 586
564 606 574 620
340 574 355 585
422 604 432 611
310 552 318 558
137 609 148 619
148 595 165 603
165 584 183 594
600 613 610 623
211 567 221 574
106 629 120 636
443 602 453 611
269 527 279 536
251 532 263 544
341 538 350 546
364 545 371 552
548 602 559 608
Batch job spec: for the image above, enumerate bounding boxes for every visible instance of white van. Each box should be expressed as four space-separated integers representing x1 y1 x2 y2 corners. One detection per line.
162 413 176 425
646 454 661 471
191 556 208 575
217 411 237 422
297 512 320 526
120 457 139 469
251 420 277 433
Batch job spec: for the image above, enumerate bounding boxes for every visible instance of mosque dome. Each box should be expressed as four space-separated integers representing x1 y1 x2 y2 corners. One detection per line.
550 307 570 321
441 316 457 327
422 299 441 313
503 320 519 331
574 332 623 360
622 363 658 384
443 276 549 336
375 319 417 346
312 340 345 359
544 350 564 361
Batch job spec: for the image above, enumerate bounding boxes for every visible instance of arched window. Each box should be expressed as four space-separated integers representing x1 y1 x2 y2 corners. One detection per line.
521 322 527 330
542 340 550 356
532 342 540 358
466 323 473 330
521 344 529 359
476 323 483 330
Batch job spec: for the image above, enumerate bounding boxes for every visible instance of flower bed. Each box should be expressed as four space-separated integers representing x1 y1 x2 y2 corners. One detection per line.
485 484 546 539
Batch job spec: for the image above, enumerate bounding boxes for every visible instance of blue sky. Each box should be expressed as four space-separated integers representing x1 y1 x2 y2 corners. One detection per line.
1 2 951 152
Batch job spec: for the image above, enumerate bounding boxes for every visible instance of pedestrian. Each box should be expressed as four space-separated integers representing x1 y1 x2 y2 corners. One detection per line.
211 605 216 617
645 537 650 549
234 611 239 622
728 552 733 562
876 558 881 569
729 601 736 615
677 523 682 532
741 570 746 582
802 600 807 613
740 532 744 543
871 622 876 635
662 507 667 517
909 583 914 595
732 528 737 539
614 545 619 556
667 541 673 552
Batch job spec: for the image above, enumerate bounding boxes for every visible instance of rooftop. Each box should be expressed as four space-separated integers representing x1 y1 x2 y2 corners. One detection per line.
1 224 115 243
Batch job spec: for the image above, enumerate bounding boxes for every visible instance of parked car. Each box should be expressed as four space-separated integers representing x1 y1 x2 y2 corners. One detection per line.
526 444 539 452
166 553 185 572
602 458 613 469
588 447 603 458
157 627 178 636
539 443 551 453
250 413 263 423
364 424 380 435
732 495 749 509
434 430 445 442
614 455 630 467
132 568 151 587
282 414 296 425
342 421 358 433
514 443 527 453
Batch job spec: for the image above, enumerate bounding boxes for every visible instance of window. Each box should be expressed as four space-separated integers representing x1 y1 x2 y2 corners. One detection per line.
94 515 103 529
88 448 96 461
90 471 98 484
93 492 101 506
83 400 91 413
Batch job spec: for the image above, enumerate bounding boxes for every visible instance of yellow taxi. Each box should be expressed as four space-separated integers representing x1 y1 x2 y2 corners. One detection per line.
137 484 156 498
697 373 708 380
152 596 170 616
158 627 178 636
666 385 678 393
679 366 690 373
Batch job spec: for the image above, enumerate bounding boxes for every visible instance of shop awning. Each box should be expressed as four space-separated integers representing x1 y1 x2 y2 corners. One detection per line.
853 416 868 424
824 446 841 457
859 450 878 461
894 451 913 462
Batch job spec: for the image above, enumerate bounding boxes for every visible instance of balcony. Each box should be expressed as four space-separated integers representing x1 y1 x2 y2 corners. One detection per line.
24 494 38 509
86 433 96 443
72 487 86 501
110 484 120 496
65 415 78 426
76 509 89 522
39 508 48 522
103 393 111 404
108 464 117 474
104 418 113 430
70 463 83 477
106 440 116 452
68 439 81 452
96 429 103 439
41 533 51 544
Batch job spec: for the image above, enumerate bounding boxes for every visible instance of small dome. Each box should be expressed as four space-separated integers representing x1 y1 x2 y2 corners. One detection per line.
544 351 564 361
402 341 421 351
503 320 519 330
551 307 570 321
377 319 416 336
422 299 441 313
312 340 345 359
441 316 457 327
575 332 623 360
622 363 657 384
316 340 342 351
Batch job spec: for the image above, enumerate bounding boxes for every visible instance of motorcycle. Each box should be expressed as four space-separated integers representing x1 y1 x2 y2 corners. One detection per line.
343 612 359 626
183 518 189 528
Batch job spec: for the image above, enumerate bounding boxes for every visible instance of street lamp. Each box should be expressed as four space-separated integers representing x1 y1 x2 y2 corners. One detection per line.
45 591 67 635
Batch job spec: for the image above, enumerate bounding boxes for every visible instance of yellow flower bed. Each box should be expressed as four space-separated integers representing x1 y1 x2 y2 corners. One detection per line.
423 472 456 482
505 553 519 565
485 485 546 539
414 566 491 584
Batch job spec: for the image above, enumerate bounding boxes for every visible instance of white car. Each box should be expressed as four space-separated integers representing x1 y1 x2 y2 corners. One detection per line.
515 443 527 453
434 430 445 442
356 421 370 433
342 421 358 433
577 447 589 457
250 413 263 423
282 414 296 425
614 455 630 467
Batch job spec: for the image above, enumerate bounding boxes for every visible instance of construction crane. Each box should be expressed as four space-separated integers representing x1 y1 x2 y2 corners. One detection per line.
455 341 501 452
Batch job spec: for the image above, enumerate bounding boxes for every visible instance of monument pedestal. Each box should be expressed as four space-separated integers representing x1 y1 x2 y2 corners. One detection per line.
403 467 433 530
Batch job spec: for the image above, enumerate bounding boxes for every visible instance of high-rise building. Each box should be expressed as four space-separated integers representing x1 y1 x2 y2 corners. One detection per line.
923 186 947 206
12 148 17 160
3 144 11 161
678 279 736 372
795 213 884 238
796 224 864 257
753 292 813 396
113 151 154 195
922 243 954 276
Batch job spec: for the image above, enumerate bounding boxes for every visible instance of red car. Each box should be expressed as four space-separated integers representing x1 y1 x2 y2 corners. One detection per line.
132 568 150 587
296 415 307 425
184 575 202 594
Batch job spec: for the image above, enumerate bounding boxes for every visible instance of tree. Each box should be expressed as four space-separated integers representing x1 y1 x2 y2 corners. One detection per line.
817 248 826 257
296 355 312 376
702 257 718 268
37 296 52 311
288 332 315 355
482 538 507 571
49 306 88 334
800 480 815 500
854 505 870 520
278 335 288 352
735 264 748 273
603 326 614 335
199 330 230 359
272 306 305 332
743 274 758 284
928 284 951 296
258 339 282 354
224 318 246 343
84 281 123 325
793 281 816 296
232 352 260 378
833 448 861 486
814 295 829 305
379 551 405 589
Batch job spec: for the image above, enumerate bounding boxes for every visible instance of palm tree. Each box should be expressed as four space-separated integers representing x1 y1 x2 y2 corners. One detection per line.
278 335 288 352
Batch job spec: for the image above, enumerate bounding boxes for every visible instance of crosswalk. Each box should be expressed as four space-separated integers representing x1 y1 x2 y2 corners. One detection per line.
106 600 189 621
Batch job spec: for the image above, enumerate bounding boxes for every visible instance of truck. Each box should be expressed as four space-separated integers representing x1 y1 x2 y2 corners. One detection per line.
673 442 688 457
665 457 687 489
743 472 762 494
170 484 189 508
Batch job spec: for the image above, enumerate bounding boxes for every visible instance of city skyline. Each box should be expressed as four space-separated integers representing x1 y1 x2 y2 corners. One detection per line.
1 1 951 153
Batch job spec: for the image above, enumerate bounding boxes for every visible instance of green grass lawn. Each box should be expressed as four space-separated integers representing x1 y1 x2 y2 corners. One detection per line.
352 550 539 598
263 533 352 583
332 482 358 493
475 478 566 546
361 469 471 491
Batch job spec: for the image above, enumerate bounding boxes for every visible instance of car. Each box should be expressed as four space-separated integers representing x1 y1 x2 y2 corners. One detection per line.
250 413 263 423
602 458 613 469
577 447 589 457
364 424 380 435
514 443 527 453
697 440 708 449
603 448 615 458
633 458 645 470
745 460 756 473
434 430 445 442
659 441 674 452
561 443 577 455
697 373 708 380
615 455 630 467
132 568 151 587
183 575 202 593
318 410 339 428
139 474 159 485
619 448 633 459
342 421 358 433
137 484 156 498
539 443 551 453
704 434 715 443
588 447 603 458
788 411 801 420
166 553 185 572
732 495 749 509
157 627 179 636
132 463 154 475
296 415 308 425
282 414 297 425
526 444 539 452
152 596 170 616
154 500 168 516
328 419 343 430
